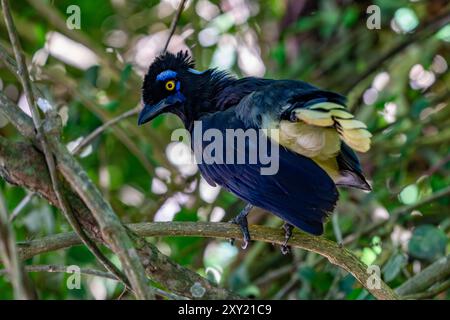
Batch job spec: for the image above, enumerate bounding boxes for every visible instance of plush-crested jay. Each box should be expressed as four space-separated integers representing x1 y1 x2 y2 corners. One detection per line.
138 51 371 253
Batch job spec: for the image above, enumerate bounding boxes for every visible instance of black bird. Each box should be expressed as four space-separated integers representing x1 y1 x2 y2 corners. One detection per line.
138 51 371 253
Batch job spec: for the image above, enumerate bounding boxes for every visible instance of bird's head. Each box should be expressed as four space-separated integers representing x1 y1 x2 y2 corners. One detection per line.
139 50 220 128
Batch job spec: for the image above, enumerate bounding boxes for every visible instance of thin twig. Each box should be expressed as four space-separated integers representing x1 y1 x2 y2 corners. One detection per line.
0 190 36 299
332 212 343 245
72 107 140 155
274 275 297 300
0 0 132 294
254 264 294 286
163 0 188 53
9 192 34 222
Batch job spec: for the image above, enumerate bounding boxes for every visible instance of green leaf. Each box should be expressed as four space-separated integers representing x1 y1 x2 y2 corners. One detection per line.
382 253 407 282
342 7 359 28
408 225 448 261
361 247 378 266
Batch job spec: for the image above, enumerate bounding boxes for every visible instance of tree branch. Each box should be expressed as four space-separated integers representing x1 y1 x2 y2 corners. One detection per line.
9 192 34 222
72 106 140 156
396 255 450 296
0 190 37 299
44 119 154 299
0 0 136 296
0 124 239 299
402 279 450 300
13 221 401 300
163 0 188 53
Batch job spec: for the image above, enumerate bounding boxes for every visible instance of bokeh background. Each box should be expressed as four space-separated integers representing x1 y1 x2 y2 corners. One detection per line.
0 0 449 299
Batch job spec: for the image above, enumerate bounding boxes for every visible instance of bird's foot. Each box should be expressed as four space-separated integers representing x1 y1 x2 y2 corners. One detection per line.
229 204 253 249
229 215 251 249
280 223 294 255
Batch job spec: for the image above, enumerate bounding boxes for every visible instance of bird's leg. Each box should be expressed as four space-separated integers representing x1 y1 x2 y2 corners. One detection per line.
229 203 253 249
280 223 294 255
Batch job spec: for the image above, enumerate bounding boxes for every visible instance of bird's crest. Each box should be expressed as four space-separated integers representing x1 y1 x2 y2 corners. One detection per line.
145 51 195 80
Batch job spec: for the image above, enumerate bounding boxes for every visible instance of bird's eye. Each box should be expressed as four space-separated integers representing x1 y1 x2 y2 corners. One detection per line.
165 80 176 91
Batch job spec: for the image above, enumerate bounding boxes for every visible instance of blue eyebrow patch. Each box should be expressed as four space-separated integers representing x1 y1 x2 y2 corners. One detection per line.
188 68 205 75
156 69 177 81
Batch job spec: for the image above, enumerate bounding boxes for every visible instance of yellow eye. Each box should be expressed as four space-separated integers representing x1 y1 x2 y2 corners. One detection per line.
165 80 176 91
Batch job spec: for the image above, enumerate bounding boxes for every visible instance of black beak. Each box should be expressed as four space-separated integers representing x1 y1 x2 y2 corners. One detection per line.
138 99 171 125
138 93 185 125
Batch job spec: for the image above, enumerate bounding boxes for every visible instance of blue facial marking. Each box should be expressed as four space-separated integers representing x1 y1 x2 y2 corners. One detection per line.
156 70 177 81
167 91 186 104
188 68 205 75
176 81 180 91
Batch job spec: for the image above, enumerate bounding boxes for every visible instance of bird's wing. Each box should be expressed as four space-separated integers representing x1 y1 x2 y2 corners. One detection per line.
286 100 371 153
238 85 371 190
195 109 338 235
262 89 372 190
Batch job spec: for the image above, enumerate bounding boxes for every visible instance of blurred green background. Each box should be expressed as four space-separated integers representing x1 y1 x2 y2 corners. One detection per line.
0 0 449 300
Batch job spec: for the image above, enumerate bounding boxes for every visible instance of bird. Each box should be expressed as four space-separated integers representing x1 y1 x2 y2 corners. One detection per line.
138 51 372 253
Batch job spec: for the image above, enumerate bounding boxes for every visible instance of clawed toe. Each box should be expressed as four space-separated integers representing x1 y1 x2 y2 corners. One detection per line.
229 218 251 249
280 223 294 255
241 238 249 250
280 244 290 255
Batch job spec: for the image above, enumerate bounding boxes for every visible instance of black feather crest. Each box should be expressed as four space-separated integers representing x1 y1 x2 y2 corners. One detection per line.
147 51 195 78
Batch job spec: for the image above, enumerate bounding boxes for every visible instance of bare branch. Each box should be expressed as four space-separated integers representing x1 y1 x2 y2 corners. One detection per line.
44 128 154 299
72 107 140 156
396 255 450 296
403 279 450 300
0 191 36 299
163 0 188 53
9 192 34 222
